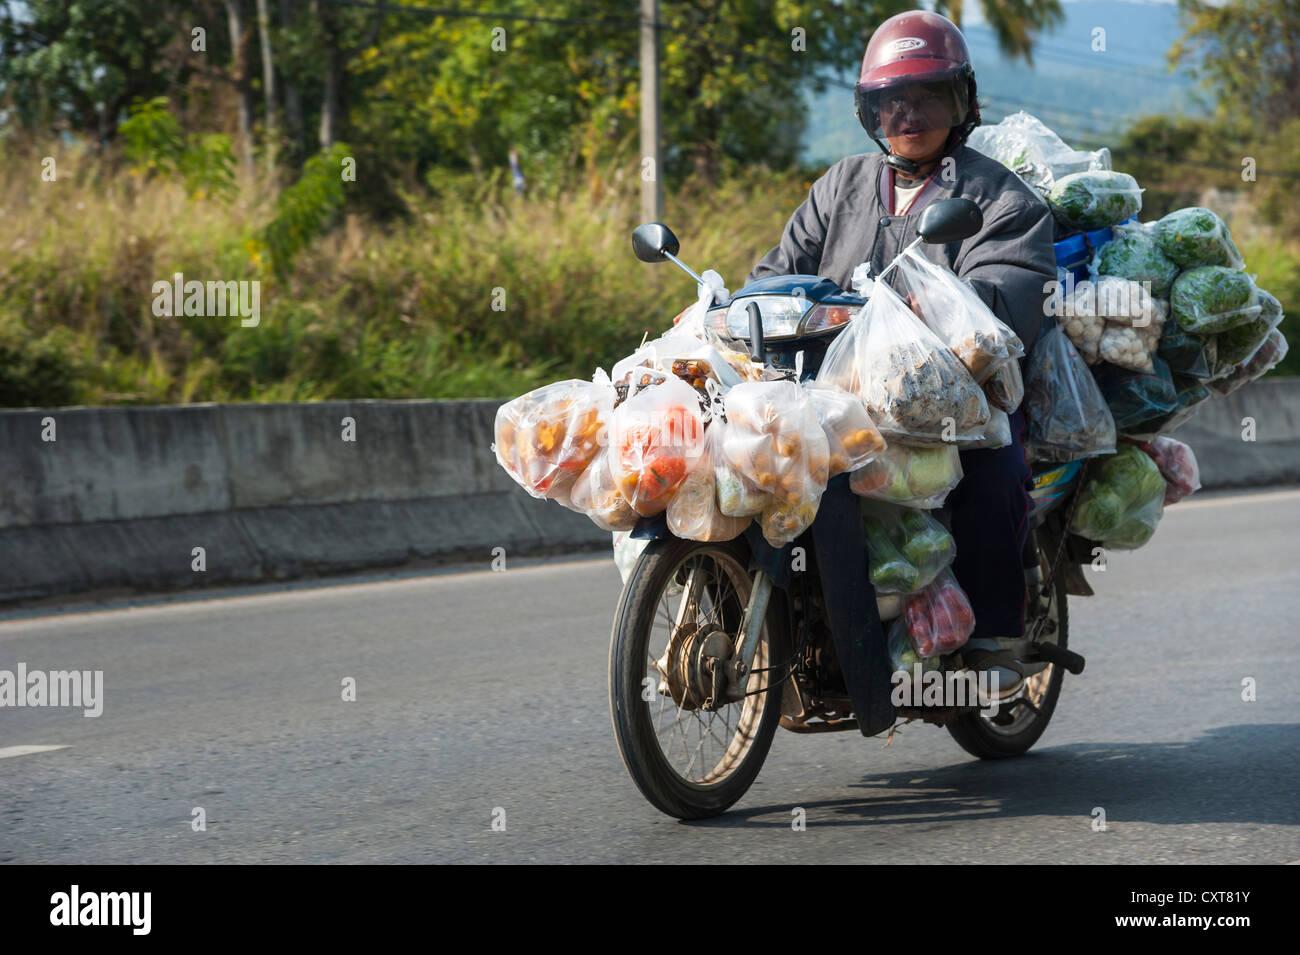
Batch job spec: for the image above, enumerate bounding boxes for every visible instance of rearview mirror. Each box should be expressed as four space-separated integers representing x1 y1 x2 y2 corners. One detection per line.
917 197 983 245
632 223 680 263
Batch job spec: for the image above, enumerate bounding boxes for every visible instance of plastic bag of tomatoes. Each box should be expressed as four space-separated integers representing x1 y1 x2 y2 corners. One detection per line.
609 375 707 517
901 569 975 659
493 376 613 506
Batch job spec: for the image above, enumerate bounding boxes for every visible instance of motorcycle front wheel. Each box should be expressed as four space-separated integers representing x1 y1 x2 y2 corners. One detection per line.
608 535 789 819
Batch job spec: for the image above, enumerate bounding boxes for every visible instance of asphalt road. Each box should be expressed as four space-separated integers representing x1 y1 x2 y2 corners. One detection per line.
2 488 1298 864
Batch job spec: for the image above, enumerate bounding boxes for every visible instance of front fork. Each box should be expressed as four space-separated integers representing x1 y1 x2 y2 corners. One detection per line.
723 570 773 701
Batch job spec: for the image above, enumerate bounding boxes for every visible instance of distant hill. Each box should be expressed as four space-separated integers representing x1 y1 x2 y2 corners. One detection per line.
803 0 1213 164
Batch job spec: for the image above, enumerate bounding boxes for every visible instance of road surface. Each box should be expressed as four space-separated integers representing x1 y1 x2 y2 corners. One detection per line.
2 488 1298 863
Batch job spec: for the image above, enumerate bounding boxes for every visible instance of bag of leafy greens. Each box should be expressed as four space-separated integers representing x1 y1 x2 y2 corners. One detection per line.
1047 170 1143 231
1153 206 1244 269
1207 328 1289 397
1072 443 1167 550
1215 288 1284 367
1091 220 1180 298
1170 266 1261 335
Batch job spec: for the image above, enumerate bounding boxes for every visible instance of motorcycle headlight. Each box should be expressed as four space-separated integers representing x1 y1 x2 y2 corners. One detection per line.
710 297 860 340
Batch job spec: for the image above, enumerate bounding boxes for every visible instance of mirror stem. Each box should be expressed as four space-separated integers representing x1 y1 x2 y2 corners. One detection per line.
662 250 705 286
877 236 922 283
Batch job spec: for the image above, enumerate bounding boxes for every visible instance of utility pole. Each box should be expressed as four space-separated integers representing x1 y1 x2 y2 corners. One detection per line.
640 0 662 223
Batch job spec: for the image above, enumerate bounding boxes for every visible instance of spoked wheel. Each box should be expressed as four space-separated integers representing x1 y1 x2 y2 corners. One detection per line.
946 559 1069 759
609 536 789 819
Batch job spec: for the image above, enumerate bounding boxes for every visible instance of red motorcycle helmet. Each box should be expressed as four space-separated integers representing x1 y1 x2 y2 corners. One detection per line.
855 10 980 173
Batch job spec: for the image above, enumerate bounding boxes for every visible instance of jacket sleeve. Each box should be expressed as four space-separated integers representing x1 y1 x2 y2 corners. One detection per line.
956 195 1058 353
744 166 838 286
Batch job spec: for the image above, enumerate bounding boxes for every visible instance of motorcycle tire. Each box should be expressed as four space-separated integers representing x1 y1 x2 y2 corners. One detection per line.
608 535 790 819
946 569 1069 759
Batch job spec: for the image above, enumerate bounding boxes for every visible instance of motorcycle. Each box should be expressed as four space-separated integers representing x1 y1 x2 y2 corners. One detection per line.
608 198 1092 819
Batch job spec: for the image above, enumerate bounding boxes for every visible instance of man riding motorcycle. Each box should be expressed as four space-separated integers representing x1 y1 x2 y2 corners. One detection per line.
746 10 1058 698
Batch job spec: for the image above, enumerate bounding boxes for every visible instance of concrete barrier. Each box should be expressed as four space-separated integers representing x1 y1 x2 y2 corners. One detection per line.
0 400 607 605
2 379 1297 605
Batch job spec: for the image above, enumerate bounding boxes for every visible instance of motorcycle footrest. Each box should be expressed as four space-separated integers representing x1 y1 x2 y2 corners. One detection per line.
1032 641 1085 675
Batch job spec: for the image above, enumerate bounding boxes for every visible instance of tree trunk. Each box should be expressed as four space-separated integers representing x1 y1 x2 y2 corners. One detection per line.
312 1 341 148
255 0 279 169
223 0 256 170
279 0 305 145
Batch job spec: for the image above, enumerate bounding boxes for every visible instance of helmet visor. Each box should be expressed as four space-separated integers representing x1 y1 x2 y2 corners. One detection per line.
858 78 968 140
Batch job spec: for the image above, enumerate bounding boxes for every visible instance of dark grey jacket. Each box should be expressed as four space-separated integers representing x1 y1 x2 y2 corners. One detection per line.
746 144 1058 351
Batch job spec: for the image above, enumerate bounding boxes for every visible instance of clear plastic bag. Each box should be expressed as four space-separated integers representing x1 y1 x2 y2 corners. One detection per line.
861 500 956 595
1208 328 1289 397
1141 436 1201 505
819 280 988 444
804 382 887 477
887 617 941 678
1090 220 1180 299
966 110 1110 195
1215 288 1284 367
666 425 751 542
1154 206 1244 269
1170 266 1261 335
569 448 639 531
1058 279 1106 363
1072 443 1166 550
1131 374 1213 439
1158 329 1219 381
900 568 976 659
493 376 613 506
967 407 1012 450
758 498 821 549
984 359 1024 413
720 380 830 547
1064 277 1164 371
1048 171 1143 231
891 246 1025 383
609 375 707 517
1023 324 1117 460
849 442 963 509
1092 356 1179 434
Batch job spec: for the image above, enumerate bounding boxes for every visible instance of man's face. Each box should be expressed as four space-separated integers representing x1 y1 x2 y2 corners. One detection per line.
886 125 950 162
877 81 958 163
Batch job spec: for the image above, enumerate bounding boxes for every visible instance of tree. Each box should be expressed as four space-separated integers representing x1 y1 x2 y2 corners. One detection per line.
1171 0 1300 127
0 1 186 142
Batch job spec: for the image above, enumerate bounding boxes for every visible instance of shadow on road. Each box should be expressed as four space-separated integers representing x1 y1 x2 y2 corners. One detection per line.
686 723 1300 828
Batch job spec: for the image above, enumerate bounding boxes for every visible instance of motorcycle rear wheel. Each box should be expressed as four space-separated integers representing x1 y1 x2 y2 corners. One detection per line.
945 567 1069 759
608 536 789 819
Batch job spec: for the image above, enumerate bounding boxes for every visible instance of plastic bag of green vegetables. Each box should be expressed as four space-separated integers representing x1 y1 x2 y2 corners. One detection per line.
1215 288 1284 367
1208 328 1290 397
1092 356 1179 434
1047 171 1143 231
1153 206 1244 269
1023 323 1117 460
1170 266 1261 335
1157 329 1219 381
1072 443 1166 549
1126 375 1212 439
848 442 963 509
1090 220 1180 298
862 501 956 594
